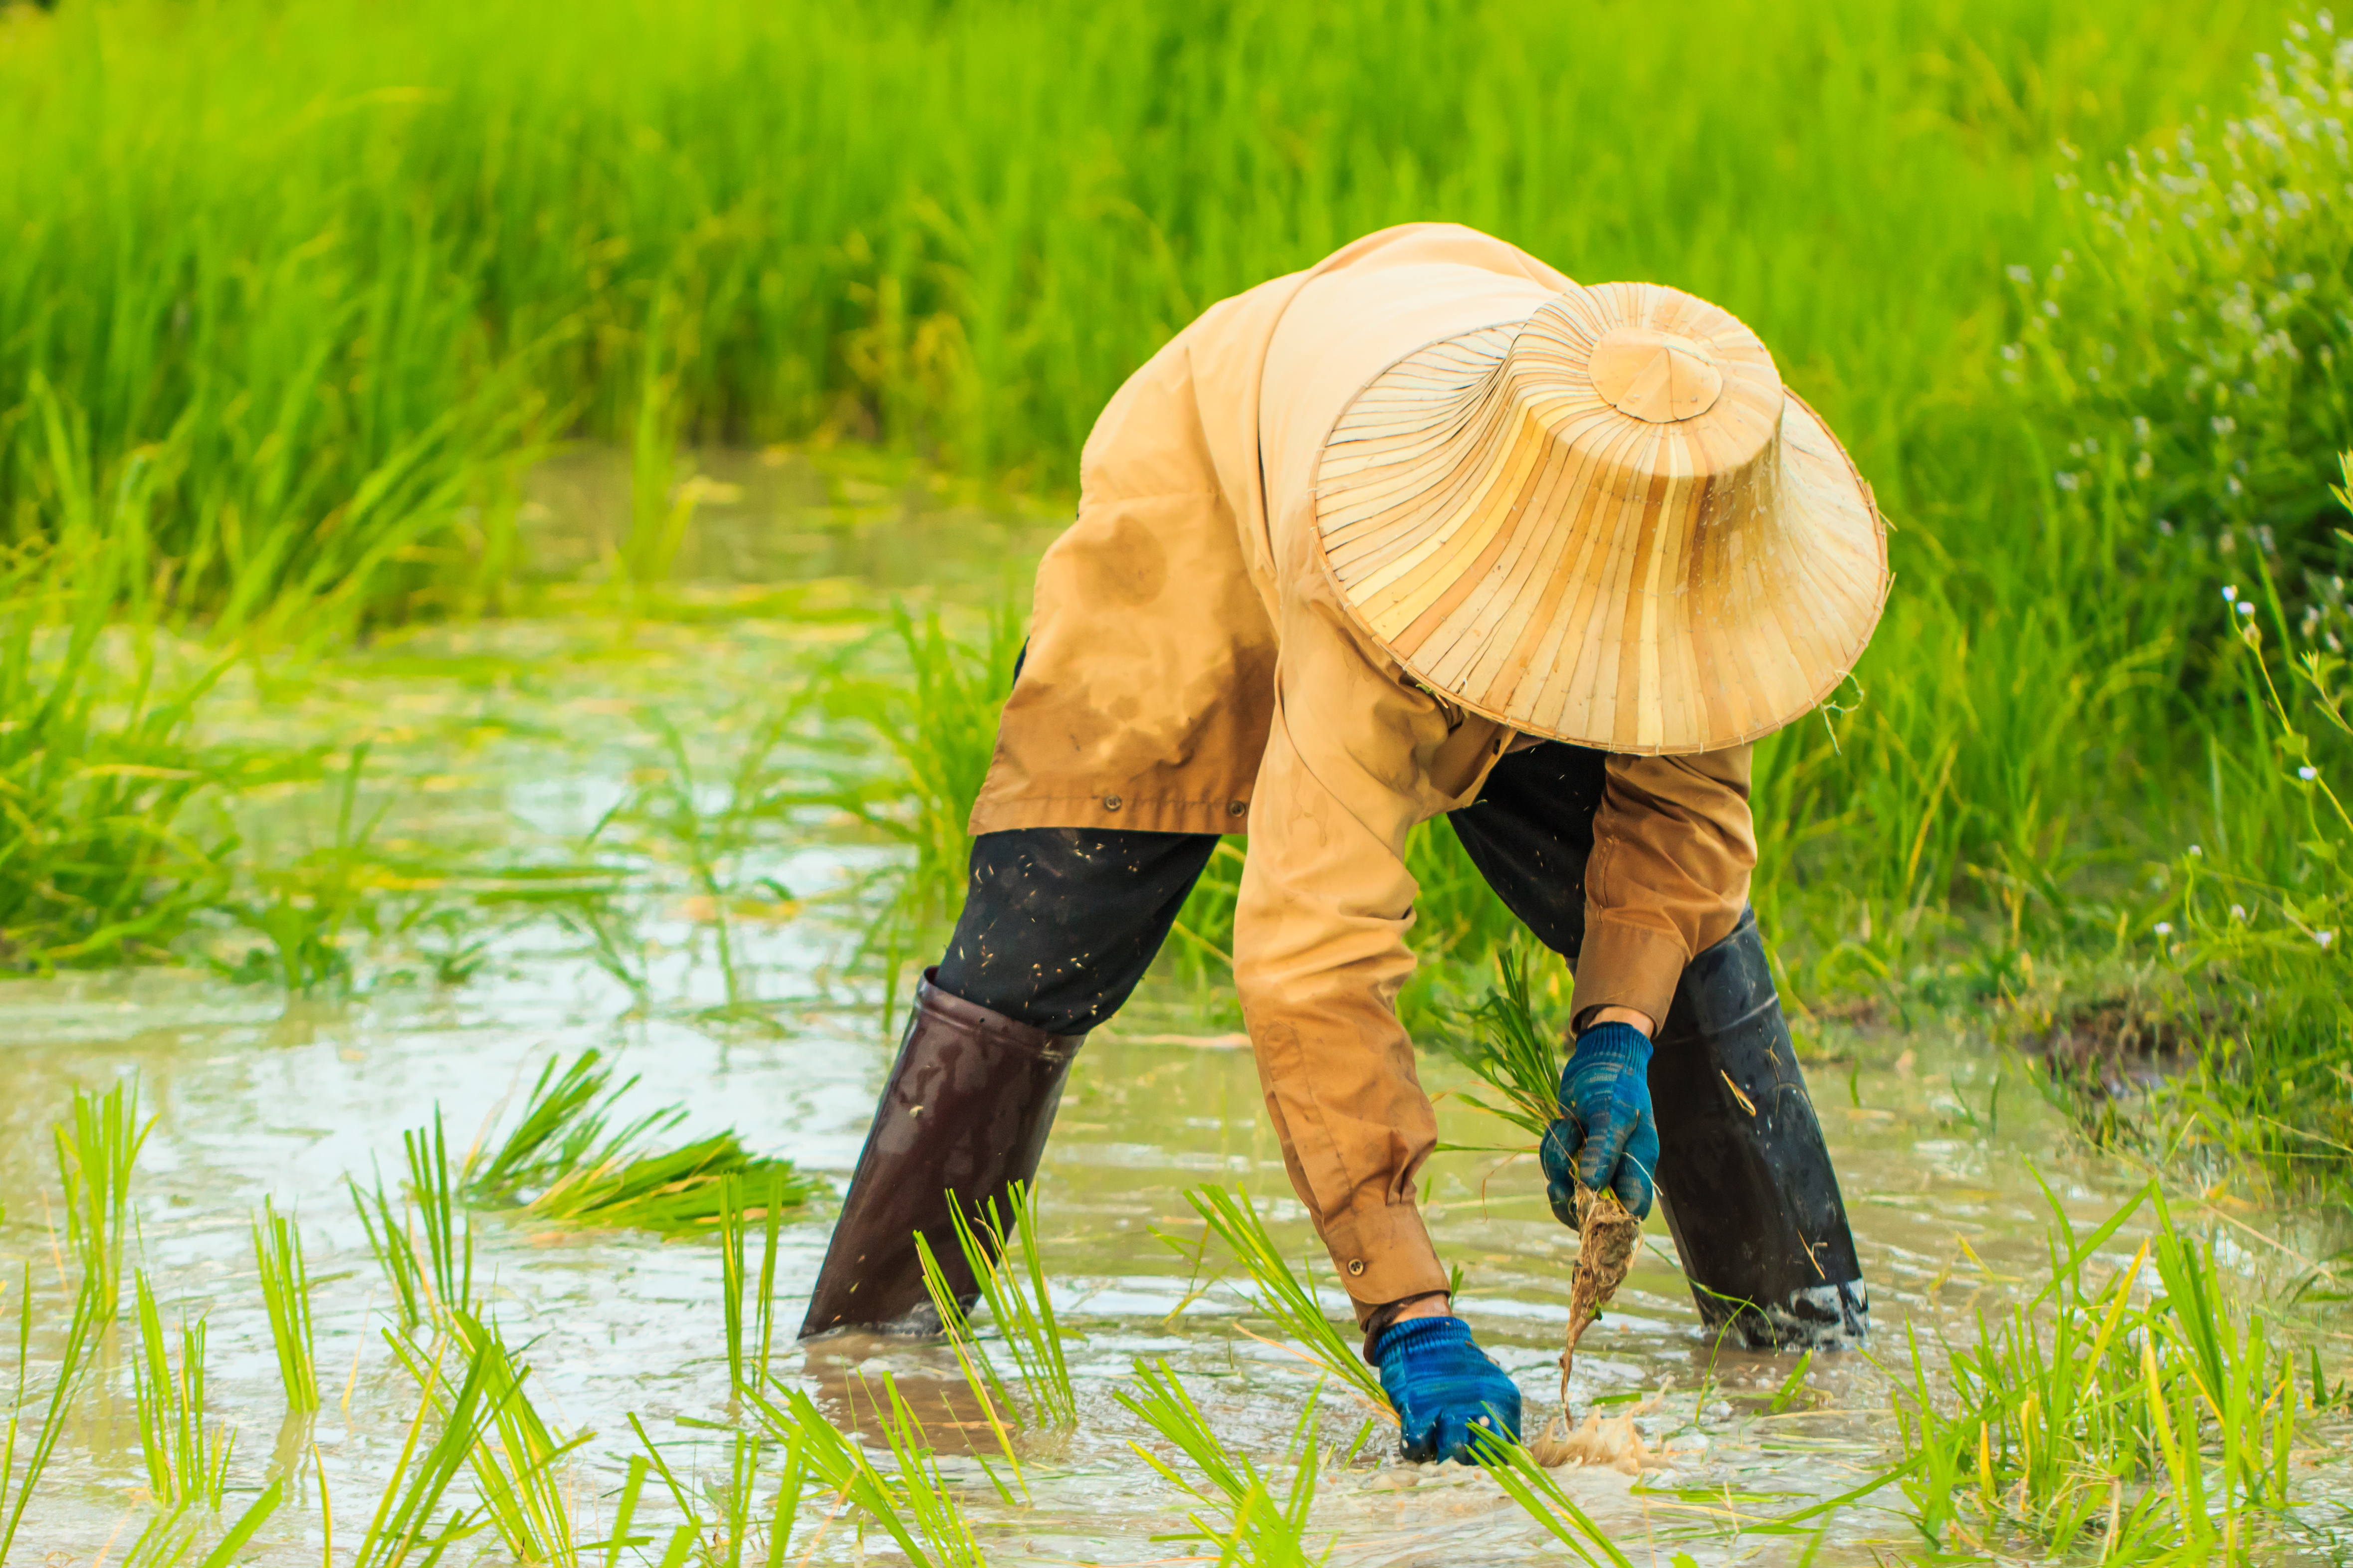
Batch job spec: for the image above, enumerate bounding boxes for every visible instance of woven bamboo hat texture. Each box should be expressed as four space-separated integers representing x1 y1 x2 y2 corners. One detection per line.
1312 282 1889 754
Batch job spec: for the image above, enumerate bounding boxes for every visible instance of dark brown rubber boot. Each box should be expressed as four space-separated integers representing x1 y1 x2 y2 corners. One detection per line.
798 969 1083 1339
1648 909 1869 1352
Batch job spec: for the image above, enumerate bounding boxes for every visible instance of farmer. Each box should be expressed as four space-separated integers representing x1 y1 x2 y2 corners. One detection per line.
800 223 1887 1462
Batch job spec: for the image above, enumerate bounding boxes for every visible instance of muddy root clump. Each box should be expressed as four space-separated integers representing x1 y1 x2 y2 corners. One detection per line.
1529 1181 1645 1469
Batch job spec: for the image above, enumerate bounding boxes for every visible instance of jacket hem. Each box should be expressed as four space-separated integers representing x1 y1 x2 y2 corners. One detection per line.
969 793 1251 838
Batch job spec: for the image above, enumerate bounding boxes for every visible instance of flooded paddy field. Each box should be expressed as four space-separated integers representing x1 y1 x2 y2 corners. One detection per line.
1 461 2348 1566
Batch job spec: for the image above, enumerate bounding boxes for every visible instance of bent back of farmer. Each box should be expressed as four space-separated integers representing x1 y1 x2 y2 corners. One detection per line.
800 223 1889 1465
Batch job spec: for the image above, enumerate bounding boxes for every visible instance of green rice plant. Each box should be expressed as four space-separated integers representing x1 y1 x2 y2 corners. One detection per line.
1432 941 1566 1141
1177 1186 1392 1419
216 743 391 993
445 1314 594 1566
130 1272 233 1511
1885 1180 2303 1560
0 1270 104 1565
406 1111 477 1318
353 1330 507 1568
1115 1358 1330 1568
689 1427 783 1568
912 1181 1076 1432
52 1074 151 1324
119 1479 283 1568
250 1199 318 1413
348 1162 430 1333
827 601 1024 932
463 1050 817 1237
0 394 232 970
589 1454 653 1566
716 1166 797 1402
743 1377 984 1568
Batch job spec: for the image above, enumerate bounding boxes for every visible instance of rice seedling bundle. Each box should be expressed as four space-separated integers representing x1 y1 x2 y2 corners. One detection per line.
464 1050 817 1236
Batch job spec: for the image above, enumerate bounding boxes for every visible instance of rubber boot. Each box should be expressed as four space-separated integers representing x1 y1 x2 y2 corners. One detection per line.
798 970 1083 1340
1647 909 1869 1351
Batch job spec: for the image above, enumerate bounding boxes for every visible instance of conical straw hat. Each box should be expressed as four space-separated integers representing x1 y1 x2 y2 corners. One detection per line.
1312 282 1889 754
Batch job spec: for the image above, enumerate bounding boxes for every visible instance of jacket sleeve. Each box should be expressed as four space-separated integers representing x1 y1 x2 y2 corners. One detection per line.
1228 600 1470 1314
1572 747 1758 1031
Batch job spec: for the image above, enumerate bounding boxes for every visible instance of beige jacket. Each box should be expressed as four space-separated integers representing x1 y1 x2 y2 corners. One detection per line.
971 225 1757 1309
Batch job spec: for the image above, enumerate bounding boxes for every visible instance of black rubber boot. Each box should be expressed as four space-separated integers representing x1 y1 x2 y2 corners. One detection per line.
798 970 1082 1339
1647 909 1868 1351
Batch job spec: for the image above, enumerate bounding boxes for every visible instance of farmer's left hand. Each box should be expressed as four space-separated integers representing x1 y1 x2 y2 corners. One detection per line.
1541 1018 1660 1223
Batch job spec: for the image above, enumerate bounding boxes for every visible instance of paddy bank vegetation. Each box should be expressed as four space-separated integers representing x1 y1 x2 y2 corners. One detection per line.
4 0 2350 1194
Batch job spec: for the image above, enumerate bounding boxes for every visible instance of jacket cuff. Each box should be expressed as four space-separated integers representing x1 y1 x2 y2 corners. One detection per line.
1318 1200 1449 1324
1572 916 1688 1033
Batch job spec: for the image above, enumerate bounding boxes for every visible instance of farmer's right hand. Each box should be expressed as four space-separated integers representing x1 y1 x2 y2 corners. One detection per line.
1540 1020 1659 1223
1373 1315 1522 1463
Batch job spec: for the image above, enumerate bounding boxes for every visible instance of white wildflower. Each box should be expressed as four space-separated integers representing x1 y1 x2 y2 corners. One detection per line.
2301 766 2319 780
2155 921 2174 936
2319 930 2337 950
2223 585 2240 601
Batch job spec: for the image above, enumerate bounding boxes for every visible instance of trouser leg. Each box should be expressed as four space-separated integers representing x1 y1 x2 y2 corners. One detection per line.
1448 743 1868 1350
799 826 1219 1339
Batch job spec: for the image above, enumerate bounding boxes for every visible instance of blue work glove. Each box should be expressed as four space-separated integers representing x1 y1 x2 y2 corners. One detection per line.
1540 1020 1660 1223
1373 1316 1523 1463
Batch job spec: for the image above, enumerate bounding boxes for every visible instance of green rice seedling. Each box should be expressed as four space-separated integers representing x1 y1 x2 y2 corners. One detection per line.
1433 942 1566 1142
912 1181 1075 1431
406 1111 477 1317
1886 1180 2303 1560
720 1176 751 1395
0 1271 104 1564
715 1166 799 1398
53 1074 151 1325
589 1454 653 1566
692 1427 770 1568
119 1479 284 1568
250 1199 319 1413
1115 1358 1330 1568
130 1272 233 1511
348 1162 429 1333
913 1229 1030 1507
444 1314 594 1566
1178 1185 1391 1419
354 1331 506 1568
744 1377 984 1568
463 1050 817 1237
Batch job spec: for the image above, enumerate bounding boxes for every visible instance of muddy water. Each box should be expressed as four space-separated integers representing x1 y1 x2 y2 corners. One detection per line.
1 455 2347 1564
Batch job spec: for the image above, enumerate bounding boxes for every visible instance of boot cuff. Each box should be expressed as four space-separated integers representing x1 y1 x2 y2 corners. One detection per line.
918 968 1084 1062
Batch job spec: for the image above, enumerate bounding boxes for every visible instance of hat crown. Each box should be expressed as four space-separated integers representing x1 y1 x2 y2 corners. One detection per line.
1311 280 1887 754
1587 325 1723 422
